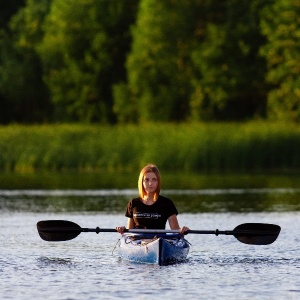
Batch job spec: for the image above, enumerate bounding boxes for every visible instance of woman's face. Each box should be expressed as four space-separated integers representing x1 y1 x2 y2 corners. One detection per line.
142 172 158 194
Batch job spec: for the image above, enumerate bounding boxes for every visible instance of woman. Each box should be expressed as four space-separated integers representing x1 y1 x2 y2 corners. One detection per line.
116 164 189 234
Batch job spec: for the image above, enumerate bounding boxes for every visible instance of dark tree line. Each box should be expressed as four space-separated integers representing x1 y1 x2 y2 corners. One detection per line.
0 0 299 124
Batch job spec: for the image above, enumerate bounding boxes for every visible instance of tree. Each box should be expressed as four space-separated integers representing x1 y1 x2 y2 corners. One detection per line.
38 0 137 122
115 0 269 123
0 0 51 123
114 0 198 123
260 0 300 121
190 0 269 121
0 0 25 29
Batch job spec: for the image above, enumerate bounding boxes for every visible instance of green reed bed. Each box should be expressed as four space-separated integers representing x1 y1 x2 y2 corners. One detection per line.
0 122 300 173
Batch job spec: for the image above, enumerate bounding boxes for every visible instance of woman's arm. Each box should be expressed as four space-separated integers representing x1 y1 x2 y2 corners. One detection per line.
168 214 189 234
168 214 180 230
127 218 134 229
116 218 134 234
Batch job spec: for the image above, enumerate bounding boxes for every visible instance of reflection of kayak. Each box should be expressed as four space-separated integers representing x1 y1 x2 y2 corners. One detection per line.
117 233 190 265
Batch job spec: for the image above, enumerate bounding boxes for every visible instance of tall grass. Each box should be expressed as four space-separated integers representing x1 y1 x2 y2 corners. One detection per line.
0 122 300 173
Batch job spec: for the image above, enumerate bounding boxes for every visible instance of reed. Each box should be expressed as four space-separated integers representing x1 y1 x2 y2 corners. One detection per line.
0 122 300 173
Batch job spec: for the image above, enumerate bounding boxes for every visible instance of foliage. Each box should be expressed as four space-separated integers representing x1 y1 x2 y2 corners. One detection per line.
260 0 300 121
0 0 299 124
0 0 25 28
1 122 300 173
0 0 51 123
115 0 197 122
115 0 270 122
190 0 268 121
38 0 137 122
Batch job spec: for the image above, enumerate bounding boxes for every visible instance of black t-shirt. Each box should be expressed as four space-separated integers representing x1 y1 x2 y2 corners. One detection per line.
125 195 178 229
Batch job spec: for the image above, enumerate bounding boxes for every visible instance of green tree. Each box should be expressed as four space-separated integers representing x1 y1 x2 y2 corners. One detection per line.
0 0 25 28
114 0 198 123
0 0 24 123
0 0 51 123
190 0 269 121
115 0 269 123
38 0 137 122
260 0 300 121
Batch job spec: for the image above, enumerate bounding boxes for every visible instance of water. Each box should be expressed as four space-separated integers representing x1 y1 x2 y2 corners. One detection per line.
0 187 300 299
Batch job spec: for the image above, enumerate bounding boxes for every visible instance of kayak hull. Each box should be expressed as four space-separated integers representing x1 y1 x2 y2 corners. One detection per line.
117 233 190 265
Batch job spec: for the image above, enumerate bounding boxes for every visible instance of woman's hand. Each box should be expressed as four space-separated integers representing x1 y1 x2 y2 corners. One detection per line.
180 226 190 235
116 226 126 235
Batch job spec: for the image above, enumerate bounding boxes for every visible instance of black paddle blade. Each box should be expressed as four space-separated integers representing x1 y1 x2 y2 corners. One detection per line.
233 223 281 245
37 220 82 242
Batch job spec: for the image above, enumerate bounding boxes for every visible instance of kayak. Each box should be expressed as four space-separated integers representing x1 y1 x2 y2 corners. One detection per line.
117 233 190 265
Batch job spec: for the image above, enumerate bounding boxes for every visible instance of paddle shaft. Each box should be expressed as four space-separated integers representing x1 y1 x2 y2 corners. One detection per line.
37 220 281 244
125 229 276 236
39 226 276 236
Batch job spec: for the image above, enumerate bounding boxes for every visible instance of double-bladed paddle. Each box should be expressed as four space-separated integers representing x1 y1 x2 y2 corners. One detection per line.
36 220 281 245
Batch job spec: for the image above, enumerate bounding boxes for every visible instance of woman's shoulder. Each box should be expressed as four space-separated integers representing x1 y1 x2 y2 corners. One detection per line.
157 195 178 215
128 197 142 204
157 195 173 203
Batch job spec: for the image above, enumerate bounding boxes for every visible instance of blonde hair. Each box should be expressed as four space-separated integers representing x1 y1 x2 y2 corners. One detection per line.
138 164 161 200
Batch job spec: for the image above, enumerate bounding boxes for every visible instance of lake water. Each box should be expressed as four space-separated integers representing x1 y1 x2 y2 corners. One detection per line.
0 184 299 300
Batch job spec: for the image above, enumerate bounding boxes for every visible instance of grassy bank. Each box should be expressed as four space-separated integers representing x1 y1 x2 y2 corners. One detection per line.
0 122 300 173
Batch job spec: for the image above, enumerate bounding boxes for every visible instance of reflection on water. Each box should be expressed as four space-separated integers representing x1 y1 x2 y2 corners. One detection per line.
37 257 76 267
0 187 299 213
1 172 300 212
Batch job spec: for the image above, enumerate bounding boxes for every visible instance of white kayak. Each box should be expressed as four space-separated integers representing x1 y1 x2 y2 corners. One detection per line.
117 233 190 265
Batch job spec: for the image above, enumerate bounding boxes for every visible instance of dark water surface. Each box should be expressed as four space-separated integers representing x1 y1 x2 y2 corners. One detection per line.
0 173 300 299
0 187 299 213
